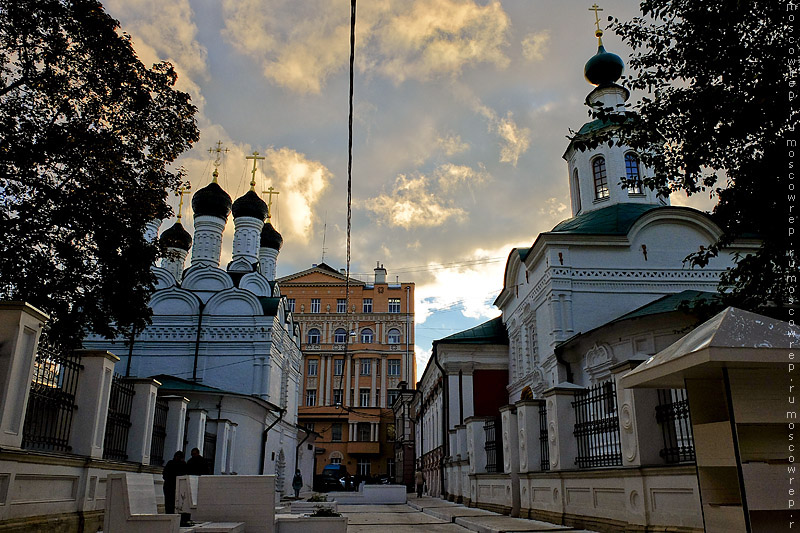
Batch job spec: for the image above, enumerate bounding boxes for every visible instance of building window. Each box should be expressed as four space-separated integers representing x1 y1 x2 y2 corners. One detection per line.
307 328 320 345
307 359 318 376
334 359 344 376
357 422 371 441
330 451 343 464
363 298 373 313
333 389 343 405
360 388 370 407
360 359 371 375
357 458 370 477
305 389 316 406
287 298 295 313
310 298 321 313
388 359 401 376
387 328 401 344
592 157 609 199
572 169 582 213
360 328 374 344
625 153 643 194
337 299 346 313
334 328 347 344
388 298 401 313
331 423 342 441
387 390 399 406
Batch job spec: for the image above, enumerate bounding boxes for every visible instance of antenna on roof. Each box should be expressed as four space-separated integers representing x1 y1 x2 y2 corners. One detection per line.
320 211 328 263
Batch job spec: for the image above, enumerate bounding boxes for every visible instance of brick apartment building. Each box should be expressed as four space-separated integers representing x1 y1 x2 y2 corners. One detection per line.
278 262 415 486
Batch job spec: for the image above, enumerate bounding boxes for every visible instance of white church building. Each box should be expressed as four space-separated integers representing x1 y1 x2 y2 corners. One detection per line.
84 163 307 495
416 22 760 532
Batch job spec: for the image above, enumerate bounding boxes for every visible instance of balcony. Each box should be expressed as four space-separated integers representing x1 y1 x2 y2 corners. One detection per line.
347 440 380 454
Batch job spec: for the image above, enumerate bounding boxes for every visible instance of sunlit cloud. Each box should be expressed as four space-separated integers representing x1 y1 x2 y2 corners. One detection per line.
367 173 467 229
496 112 531 166
521 30 551 62
221 0 511 94
435 163 489 192
437 133 470 156
539 197 568 217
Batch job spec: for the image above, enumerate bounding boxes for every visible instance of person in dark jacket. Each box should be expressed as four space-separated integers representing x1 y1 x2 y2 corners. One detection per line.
186 447 208 475
162 451 187 514
292 469 303 499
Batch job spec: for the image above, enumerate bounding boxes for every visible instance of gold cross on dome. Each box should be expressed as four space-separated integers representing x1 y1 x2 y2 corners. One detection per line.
589 3 603 32
208 141 229 183
245 151 265 191
176 182 191 222
261 186 280 221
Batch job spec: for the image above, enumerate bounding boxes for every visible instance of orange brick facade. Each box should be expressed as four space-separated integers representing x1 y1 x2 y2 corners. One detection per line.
278 263 415 484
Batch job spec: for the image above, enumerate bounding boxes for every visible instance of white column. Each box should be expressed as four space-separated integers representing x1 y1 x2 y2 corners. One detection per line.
500 405 521 517
214 419 232 473
227 423 238 474
549 293 563 341
344 356 352 407
0 302 48 449
370 358 377 407
380 357 387 408
258 246 279 281
543 384 583 471
325 356 333 406
163 395 189 458
70 350 120 458
465 416 489 474
185 408 208 454
230 216 264 268
160 247 188 281
144 219 161 242
126 378 161 465
191 215 226 268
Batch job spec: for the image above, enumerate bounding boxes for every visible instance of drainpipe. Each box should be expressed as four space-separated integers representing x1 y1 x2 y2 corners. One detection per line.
192 301 206 382
125 330 136 377
260 408 285 475
295 426 312 470
553 343 574 384
405 285 411 383
432 344 448 498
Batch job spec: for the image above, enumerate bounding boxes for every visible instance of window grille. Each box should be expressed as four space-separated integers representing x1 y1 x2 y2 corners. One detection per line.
625 153 643 194
204 431 217 474
655 389 695 463
539 402 550 471
572 380 622 468
593 157 609 199
483 417 503 473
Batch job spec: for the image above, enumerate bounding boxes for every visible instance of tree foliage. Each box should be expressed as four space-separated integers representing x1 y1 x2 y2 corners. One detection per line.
587 0 795 314
0 0 199 348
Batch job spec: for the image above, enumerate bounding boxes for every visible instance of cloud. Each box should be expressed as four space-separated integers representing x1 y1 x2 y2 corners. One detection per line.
221 0 511 94
437 133 469 156
539 197 568 217
496 112 531 166
521 30 551 62
367 173 466 229
435 163 489 192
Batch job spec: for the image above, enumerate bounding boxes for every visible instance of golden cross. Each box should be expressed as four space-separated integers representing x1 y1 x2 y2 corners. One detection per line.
261 186 280 221
208 141 229 183
245 151 265 191
176 182 191 222
589 3 603 32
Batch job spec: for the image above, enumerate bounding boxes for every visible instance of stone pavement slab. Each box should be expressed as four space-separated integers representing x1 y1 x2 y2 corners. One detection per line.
343 510 447 525
348 523 473 533
454 515 575 532
338 504 416 513
424 506 496 522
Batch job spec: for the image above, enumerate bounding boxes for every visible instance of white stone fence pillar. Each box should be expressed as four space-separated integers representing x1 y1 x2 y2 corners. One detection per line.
162 395 189 460
514 399 546 474
499 404 521 517
185 408 209 455
542 383 584 471
125 378 161 465
611 360 662 466
70 350 120 458
0 302 48 449
464 416 492 474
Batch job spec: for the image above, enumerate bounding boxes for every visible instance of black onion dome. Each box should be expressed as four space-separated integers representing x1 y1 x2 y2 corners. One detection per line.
160 222 192 251
260 222 283 250
584 45 624 86
192 182 232 220
232 190 268 221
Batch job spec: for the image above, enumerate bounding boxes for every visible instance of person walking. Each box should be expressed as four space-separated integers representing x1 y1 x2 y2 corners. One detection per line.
162 451 187 514
186 447 208 475
414 469 425 498
292 469 303 499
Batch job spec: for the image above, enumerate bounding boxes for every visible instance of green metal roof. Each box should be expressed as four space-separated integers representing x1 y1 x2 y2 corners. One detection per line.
615 290 719 322
516 248 530 260
576 118 615 136
435 316 508 345
550 203 662 235
258 296 281 316
150 374 229 393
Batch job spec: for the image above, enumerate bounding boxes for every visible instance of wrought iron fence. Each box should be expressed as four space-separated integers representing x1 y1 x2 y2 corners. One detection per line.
102 373 135 461
150 397 169 466
655 389 695 464
538 402 550 471
483 417 503 473
204 431 217 474
572 380 622 468
21 339 82 452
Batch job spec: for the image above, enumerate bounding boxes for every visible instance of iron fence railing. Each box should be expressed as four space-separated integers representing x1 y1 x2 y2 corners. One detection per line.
483 417 503 473
21 339 82 452
655 388 696 464
572 380 622 468
204 431 217 474
102 373 135 461
538 402 550 471
150 397 169 466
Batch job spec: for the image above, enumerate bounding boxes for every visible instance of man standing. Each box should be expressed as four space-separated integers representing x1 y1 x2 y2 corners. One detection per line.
162 451 187 514
292 469 303 499
186 447 208 475
414 469 425 498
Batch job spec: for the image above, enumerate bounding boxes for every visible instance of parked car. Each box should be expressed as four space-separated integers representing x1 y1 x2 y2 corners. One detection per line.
317 464 352 492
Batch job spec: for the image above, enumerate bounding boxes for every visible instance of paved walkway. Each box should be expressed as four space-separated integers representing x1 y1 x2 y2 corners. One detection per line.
331 495 599 533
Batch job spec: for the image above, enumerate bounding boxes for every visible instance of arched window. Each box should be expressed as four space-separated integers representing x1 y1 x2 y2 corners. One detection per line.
361 328 374 344
625 153 643 194
572 168 582 213
592 157 609 199
387 328 401 344
334 328 347 344
307 328 320 345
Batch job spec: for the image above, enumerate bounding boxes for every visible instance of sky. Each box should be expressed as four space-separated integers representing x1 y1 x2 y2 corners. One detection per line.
103 0 712 377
